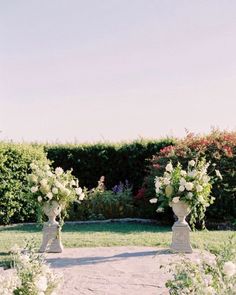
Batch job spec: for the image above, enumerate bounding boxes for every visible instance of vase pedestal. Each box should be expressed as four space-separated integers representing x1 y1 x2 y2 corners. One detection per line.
170 200 193 254
39 201 63 253
170 222 192 253
39 223 63 253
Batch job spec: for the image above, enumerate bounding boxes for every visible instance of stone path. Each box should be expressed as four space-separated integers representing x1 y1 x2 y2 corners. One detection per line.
46 247 212 295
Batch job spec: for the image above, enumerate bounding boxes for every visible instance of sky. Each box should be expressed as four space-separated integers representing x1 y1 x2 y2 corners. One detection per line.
0 0 236 143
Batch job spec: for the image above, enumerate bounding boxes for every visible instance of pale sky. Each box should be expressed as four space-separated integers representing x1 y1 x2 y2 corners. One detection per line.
0 0 236 143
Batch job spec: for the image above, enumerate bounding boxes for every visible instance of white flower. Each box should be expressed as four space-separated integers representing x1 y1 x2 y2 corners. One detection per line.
30 163 37 170
150 198 158 204
46 192 53 200
44 164 50 170
202 175 210 183
75 187 83 195
163 178 170 185
189 160 195 167
165 163 173 172
180 170 187 176
54 180 62 188
185 182 194 191
198 195 204 203
70 180 76 186
52 187 58 194
172 197 180 203
40 179 48 186
223 261 236 277
38 196 43 202
79 193 85 201
31 186 38 193
187 192 193 199
188 170 196 177
196 184 203 192
35 275 48 292
215 169 223 180
55 167 63 175
46 171 53 177
180 178 186 186
179 185 185 192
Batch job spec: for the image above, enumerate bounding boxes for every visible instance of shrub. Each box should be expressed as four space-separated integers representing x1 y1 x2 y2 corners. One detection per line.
0 143 48 225
69 177 138 220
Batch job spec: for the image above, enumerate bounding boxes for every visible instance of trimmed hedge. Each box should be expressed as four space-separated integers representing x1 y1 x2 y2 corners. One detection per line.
45 139 175 193
0 143 48 224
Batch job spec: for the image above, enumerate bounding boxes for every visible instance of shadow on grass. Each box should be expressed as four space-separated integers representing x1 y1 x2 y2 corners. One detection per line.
47 249 171 268
62 223 172 234
0 223 171 234
0 224 42 233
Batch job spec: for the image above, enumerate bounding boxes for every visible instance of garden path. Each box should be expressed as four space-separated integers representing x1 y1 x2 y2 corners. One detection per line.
46 246 212 295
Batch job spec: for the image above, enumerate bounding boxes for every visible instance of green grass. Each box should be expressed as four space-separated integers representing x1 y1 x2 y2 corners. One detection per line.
0 223 235 267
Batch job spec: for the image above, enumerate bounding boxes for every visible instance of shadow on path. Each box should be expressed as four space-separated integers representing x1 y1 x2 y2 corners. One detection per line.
47 249 172 268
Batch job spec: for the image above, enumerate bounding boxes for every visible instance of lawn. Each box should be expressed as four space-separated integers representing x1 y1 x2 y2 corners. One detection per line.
0 222 235 267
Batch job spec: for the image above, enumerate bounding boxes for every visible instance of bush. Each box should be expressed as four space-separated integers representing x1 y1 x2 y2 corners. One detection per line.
142 130 236 224
68 177 138 220
0 143 48 225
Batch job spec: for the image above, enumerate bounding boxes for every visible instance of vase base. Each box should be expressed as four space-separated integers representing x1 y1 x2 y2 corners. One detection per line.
39 223 63 253
170 223 193 254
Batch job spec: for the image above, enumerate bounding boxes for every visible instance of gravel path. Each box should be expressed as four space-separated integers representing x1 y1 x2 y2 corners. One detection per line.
46 247 212 295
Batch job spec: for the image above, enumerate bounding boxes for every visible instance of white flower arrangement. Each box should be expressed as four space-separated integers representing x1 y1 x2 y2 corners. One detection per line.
29 161 84 224
150 159 216 228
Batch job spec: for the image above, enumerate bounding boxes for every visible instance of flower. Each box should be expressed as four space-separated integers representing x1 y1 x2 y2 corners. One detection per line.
165 163 173 172
179 185 185 192
55 167 63 175
150 198 158 203
172 197 180 203
151 158 215 228
31 186 38 193
223 261 236 277
38 196 42 202
185 182 194 191
52 187 58 194
75 187 83 195
189 160 195 166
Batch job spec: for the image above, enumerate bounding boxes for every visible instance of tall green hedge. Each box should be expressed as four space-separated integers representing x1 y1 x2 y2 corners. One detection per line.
45 139 175 193
0 143 47 224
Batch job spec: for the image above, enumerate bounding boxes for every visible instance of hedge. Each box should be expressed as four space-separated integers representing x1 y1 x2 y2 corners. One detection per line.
0 143 48 224
45 139 175 194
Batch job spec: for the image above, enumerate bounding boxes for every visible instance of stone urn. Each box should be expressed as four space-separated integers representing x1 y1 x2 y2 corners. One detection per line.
170 200 193 253
39 200 63 253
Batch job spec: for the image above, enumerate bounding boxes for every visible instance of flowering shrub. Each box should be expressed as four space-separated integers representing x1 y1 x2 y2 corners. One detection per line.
29 161 84 224
149 159 217 228
166 236 236 294
0 241 61 295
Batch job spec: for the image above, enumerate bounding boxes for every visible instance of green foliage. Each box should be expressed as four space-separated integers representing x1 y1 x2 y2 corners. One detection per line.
0 143 48 225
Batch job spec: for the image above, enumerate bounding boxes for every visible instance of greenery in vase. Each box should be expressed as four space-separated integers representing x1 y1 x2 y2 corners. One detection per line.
150 159 220 228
